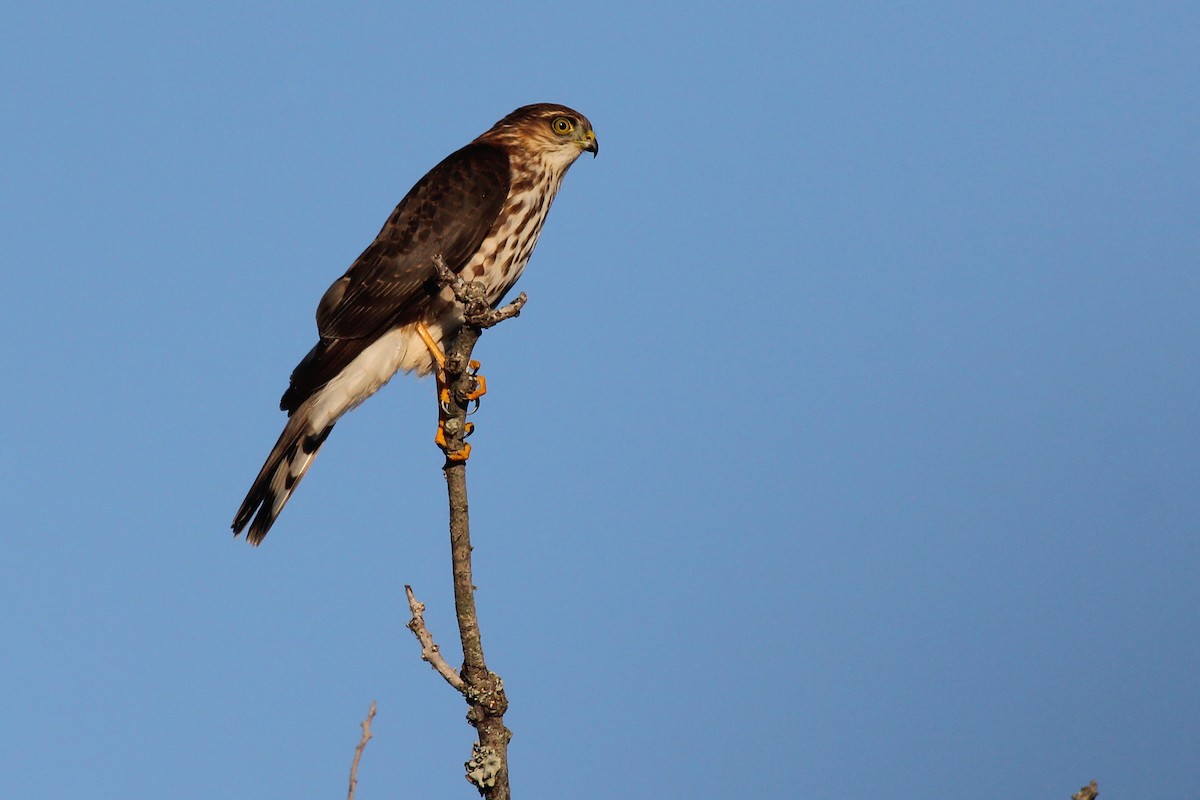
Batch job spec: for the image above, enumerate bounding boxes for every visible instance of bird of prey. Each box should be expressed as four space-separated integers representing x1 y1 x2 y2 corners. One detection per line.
232 103 597 544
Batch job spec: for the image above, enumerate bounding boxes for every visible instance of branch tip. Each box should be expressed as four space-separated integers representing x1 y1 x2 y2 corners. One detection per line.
346 700 376 800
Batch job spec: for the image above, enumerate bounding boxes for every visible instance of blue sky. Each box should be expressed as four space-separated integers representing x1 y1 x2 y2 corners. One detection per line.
2 2 1198 798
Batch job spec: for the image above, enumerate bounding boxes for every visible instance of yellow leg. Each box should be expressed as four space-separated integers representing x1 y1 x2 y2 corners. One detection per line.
417 323 454 415
416 323 488 402
416 322 446 370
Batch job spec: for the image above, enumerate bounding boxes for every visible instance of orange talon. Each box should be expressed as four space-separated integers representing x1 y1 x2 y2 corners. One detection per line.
465 373 487 401
435 421 472 461
463 360 488 401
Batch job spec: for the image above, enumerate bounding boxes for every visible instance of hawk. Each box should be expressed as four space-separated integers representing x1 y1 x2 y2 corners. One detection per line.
232 103 597 544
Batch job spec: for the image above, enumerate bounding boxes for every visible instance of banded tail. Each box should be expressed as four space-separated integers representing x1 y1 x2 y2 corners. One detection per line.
232 408 333 545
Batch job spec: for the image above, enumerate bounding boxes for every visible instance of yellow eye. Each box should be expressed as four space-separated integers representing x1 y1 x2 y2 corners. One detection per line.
551 117 574 135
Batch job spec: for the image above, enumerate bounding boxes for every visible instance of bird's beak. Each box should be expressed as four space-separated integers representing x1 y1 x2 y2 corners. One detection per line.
583 129 598 157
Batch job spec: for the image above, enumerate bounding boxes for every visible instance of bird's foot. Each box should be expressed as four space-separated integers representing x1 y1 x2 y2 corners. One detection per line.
433 363 477 461
419 321 484 461
438 361 486 411
435 417 474 461
464 360 487 402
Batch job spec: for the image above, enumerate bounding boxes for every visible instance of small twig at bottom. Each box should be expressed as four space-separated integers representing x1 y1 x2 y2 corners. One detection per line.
347 700 377 800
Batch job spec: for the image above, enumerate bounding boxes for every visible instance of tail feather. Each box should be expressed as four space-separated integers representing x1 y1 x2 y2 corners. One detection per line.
232 409 334 545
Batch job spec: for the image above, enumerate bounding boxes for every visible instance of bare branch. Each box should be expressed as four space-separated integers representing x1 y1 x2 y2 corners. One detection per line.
405 585 467 693
439 304 513 799
347 700 376 800
402 254 516 799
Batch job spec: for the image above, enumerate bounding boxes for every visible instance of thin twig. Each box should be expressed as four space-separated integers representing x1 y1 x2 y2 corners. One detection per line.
405 585 467 692
347 700 376 800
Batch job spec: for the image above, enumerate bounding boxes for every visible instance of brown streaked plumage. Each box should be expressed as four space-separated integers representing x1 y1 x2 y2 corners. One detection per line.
232 103 597 544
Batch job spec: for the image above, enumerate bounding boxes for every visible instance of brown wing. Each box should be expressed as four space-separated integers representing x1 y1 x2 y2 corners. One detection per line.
280 142 510 414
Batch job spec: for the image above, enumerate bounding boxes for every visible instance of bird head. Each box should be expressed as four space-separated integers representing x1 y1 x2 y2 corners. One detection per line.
480 103 598 171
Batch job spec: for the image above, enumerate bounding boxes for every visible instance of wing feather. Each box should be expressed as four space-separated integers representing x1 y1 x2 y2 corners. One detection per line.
280 142 510 413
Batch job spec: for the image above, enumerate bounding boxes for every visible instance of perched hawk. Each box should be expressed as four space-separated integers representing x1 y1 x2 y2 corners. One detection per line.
232 103 597 544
